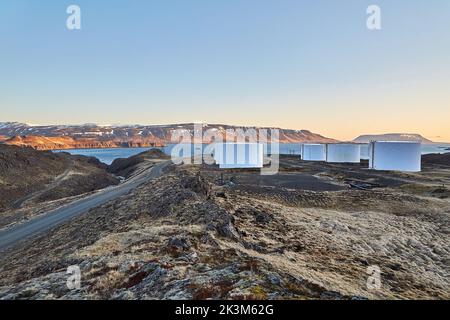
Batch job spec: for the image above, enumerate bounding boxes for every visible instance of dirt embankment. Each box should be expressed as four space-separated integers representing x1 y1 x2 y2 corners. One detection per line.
0 164 448 300
0 145 119 215
422 153 450 167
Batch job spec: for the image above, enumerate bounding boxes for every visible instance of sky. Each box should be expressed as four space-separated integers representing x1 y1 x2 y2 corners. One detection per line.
0 0 449 142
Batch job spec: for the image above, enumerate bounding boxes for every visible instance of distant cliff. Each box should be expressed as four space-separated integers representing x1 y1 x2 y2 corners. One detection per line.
2 135 164 151
0 122 337 150
353 133 434 144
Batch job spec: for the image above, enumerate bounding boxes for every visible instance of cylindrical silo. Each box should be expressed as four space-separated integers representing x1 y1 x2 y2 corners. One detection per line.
359 143 370 160
214 143 264 168
301 144 326 161
369 141 421 172
326 144 361 163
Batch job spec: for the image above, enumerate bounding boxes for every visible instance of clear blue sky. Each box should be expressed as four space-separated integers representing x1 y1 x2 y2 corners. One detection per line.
1 0 449 141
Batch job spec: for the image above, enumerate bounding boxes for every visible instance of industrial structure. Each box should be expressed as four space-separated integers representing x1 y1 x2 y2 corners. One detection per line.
210 140 422 172
325 143 361 163
213 143 264 168
301 144 326 161
368 141 421 172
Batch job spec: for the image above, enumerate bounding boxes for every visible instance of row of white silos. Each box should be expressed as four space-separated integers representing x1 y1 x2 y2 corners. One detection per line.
208 141 421 172
301 141 421 172
301 143 361 163
213 143 264 168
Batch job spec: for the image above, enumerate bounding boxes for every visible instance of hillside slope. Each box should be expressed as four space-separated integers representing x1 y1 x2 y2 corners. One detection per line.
0 163 448 299
108 149 170 178
0 145 119 214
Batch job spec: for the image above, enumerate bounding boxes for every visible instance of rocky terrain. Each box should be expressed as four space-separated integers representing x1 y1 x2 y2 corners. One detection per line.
0 145 119 228
422 153 450 167
0 122 337 150
0 155 448 300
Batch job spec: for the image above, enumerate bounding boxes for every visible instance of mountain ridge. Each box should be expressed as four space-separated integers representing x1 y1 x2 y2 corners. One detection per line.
0 122 438 150
0 122 337 150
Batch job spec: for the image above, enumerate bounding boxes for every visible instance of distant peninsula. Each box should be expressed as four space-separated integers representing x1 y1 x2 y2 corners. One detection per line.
353 133 434 144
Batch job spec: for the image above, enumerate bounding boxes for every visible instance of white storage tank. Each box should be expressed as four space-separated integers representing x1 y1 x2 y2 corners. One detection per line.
368 141 421 172
214 143 264 168
301 144 326 161
359 143 370 160
326 144 361 163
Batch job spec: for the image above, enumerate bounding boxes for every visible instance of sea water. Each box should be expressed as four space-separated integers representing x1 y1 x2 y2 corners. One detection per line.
55 143 450 165
54 147 160 165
